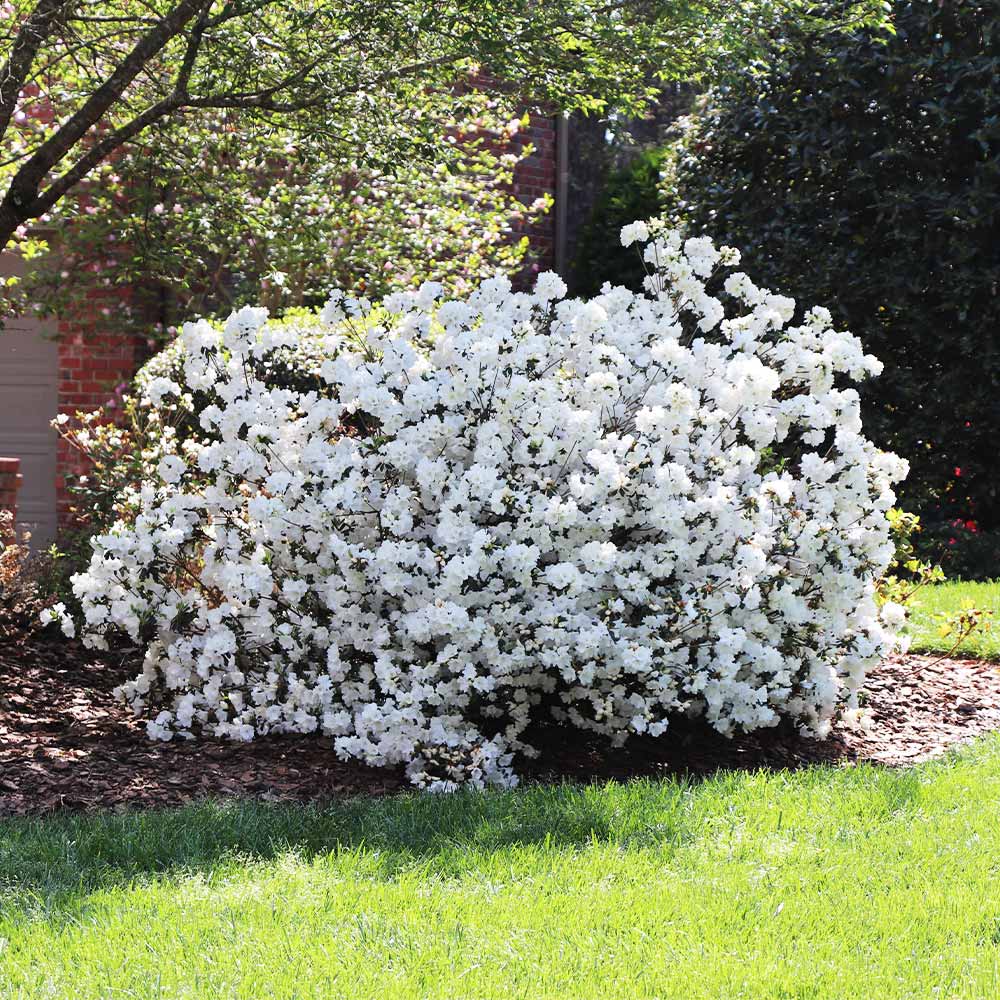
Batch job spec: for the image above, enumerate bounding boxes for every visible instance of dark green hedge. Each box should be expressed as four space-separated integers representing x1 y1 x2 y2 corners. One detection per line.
670 1 1000 546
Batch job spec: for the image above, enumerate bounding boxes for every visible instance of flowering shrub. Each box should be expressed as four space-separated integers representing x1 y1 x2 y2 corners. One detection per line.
1 512 40 641
56 222 907 789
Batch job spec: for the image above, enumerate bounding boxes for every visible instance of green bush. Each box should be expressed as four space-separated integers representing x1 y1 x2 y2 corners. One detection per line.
654 1 1000 567
571 148 668 296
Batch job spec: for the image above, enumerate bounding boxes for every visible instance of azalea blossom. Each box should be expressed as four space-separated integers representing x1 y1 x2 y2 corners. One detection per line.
56 220 906 789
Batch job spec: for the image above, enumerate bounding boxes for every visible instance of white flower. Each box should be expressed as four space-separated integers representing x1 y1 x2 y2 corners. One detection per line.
620 220 650 247
415 281 444 309
157 455 186 484
544 562 583 592
880 601 907 629
145 376 181 407
40 602 76 637
534 271 567 302
65 221 904 789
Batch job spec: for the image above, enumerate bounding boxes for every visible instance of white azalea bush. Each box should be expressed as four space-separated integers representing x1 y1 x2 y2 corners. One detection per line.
59 222 907 789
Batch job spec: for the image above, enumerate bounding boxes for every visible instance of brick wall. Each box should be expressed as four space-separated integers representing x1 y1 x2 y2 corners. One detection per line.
0 457 22 543
511 112 557 276
465 70 559 279
55 289 138 526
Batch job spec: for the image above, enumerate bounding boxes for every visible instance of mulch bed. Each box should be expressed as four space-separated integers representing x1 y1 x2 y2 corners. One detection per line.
2 637 1000 817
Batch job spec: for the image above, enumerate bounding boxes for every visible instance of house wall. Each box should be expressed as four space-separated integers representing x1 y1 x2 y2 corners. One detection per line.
0 255 59 547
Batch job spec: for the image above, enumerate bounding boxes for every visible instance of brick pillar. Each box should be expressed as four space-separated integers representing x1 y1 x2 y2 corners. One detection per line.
511 112 558 275
0 457 22 544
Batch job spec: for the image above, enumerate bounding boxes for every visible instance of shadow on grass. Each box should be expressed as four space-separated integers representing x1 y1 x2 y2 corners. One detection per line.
0 739 949 924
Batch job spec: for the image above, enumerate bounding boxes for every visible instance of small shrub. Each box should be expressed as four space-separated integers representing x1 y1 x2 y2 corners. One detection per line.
877 508 944 608
54 222 906 788
0 515 45 642
572 148 669 296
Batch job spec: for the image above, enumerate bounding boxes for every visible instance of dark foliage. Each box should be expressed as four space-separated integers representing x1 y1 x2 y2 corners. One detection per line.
571 148 667 296
661 0 1000 570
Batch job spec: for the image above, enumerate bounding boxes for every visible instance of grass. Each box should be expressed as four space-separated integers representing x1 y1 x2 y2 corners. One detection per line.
904 579 1000 660
3 578 999 998
5 738 1000 998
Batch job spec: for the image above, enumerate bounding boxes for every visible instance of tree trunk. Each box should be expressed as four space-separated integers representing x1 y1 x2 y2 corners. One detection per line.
0 200 25 258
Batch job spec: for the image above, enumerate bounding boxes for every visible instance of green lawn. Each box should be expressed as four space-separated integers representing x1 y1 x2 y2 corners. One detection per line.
905 579 1000 660
6 738 1000 999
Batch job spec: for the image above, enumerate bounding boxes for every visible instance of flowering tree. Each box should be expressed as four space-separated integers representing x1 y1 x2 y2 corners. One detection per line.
47 221 907 788
0 1 892 263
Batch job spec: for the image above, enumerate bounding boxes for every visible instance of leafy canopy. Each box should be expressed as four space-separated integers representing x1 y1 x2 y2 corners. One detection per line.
16 110 550 335
1 0 892 255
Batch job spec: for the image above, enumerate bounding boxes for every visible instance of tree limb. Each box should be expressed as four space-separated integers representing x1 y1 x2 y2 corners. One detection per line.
28 95 184 219
0 0 75 138
0 0 205 237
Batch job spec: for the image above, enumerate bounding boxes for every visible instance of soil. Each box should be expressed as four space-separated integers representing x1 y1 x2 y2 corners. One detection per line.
2 637 1000 816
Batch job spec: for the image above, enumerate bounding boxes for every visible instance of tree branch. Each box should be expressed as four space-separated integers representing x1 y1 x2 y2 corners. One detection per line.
29 95 184 219
0 0 75 138
0 0 206 235
174 1 214 98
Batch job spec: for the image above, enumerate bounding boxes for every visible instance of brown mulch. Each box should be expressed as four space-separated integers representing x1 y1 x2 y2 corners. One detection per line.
2 637 1000 817
0 639 405 816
